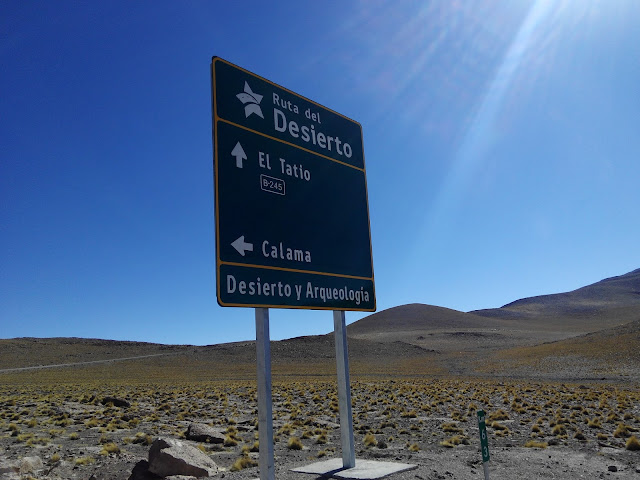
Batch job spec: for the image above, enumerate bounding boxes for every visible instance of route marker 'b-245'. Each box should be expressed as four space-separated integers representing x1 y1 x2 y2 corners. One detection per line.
211 57 375 310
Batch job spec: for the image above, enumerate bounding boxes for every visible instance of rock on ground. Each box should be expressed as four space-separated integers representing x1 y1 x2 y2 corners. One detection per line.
20 456 43 474
185 423 226 444
148 437 218 478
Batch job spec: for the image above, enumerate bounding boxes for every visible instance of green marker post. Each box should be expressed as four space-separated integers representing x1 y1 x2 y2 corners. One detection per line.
477 410 490 480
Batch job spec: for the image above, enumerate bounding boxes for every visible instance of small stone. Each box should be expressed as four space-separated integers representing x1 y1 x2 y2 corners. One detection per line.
608 465 618 472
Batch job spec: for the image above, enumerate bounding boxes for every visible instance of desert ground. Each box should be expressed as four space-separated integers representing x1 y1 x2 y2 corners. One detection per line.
1 269 639 479
1 344 639 479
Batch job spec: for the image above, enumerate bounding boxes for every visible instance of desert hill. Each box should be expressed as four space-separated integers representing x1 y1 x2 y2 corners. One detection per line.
347 303 508 335
471 268 640 326
342 268 639 378
1 268 638 381
480 317 640 380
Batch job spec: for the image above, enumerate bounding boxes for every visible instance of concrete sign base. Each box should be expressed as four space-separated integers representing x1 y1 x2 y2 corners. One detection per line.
291 458 417 479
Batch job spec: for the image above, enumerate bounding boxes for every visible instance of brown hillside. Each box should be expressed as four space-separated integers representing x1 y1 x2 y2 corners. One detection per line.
347 303 507 335
2 268 639 381
471 268 640 330
480 318 640 380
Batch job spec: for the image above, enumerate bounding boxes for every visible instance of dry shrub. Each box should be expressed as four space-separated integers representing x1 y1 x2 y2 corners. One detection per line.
74 456 94 466
131 432 152 445
287 437 303 450
440 435 469 448
626 435 640 451
488 409 509 421
524 440 548 448
587 418 601 428
442 422 463 433
614 423 631 438
230 455 257 471
224 435 238 447
99 442 120 455
363 433 377 447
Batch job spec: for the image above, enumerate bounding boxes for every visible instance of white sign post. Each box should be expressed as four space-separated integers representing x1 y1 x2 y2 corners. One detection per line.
334 310 355 468
255 308 274 480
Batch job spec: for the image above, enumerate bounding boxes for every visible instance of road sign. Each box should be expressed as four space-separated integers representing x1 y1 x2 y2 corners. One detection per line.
211 57 375 311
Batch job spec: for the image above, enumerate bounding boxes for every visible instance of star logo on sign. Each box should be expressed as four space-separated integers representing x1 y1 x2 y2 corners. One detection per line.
236 81 264 119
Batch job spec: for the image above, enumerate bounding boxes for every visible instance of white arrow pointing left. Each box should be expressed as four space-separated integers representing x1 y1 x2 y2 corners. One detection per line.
231 142 247 168
231 235 253 256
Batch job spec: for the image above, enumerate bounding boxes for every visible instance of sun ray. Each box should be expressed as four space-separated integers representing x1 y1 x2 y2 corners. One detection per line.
419 0 557 243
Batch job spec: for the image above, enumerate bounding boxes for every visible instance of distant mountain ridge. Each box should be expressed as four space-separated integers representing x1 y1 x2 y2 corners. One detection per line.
345 267 640 378
2 268 639 381
470 268 640 322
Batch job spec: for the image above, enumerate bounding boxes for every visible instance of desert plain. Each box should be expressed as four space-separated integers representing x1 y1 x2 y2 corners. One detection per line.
1 269 639 479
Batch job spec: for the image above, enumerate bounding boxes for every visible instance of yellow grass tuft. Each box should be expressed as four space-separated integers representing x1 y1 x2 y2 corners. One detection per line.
488 409 509 421
99 442 120 455
626 435 640 451
224 435 238 447
524 440 548 448
230 455 257 471
363 433 378 447
287 436 303 450
491 421 508 431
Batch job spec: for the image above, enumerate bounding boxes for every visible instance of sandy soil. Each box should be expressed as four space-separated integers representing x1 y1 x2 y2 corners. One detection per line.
1 379 639 479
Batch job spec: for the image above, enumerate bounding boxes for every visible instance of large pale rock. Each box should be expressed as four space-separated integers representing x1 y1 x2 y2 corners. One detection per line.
148 437 218 478
20 456 43 474
186 423 225 444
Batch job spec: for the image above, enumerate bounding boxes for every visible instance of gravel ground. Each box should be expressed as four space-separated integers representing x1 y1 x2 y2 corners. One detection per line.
1 379 639 479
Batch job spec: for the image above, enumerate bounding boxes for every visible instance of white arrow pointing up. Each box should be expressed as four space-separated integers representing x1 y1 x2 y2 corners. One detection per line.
231 142 247 168
231 235 253 256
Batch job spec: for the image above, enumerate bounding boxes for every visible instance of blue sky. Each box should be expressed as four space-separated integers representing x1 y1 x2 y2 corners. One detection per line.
2 1 639 345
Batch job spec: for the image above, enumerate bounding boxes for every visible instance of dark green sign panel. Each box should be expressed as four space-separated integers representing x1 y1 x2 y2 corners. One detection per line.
477 410 490 463
211 57 375 311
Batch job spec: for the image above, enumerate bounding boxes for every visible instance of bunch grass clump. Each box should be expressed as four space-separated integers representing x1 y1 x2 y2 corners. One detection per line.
524 440 548 448
287 436 303 450
74 456 95 466
439 435 469 448
99 442 120 455
230 454 257 471
363 433 377 447
488 409 509 421
626 435 640 451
